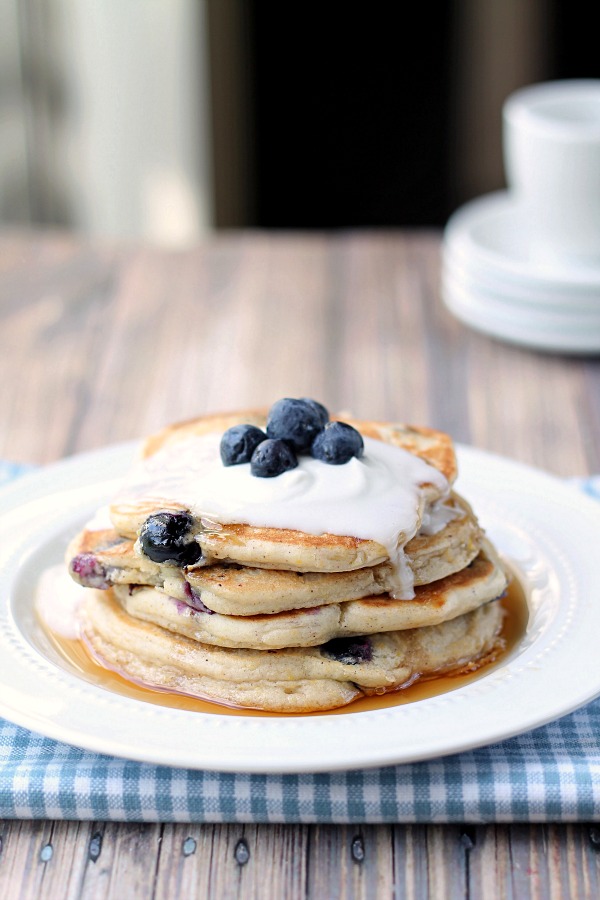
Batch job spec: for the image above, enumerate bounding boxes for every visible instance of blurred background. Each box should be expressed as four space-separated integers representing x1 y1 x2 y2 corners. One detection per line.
1 0 598 246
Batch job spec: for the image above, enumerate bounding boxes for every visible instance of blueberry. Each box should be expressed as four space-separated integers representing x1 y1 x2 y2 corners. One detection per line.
266 398 324 452
321 636 373 665
300 398 329 428
183 581 215 614
69 554 110 589
139 512 203 565
220 424 267 466
311 421 364 465
250 439 298 477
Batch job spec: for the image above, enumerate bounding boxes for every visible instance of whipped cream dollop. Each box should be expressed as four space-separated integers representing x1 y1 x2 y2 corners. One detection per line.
113 432 451 598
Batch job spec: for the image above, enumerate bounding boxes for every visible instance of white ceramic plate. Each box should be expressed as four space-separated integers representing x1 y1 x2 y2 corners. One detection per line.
444 191 600 289
1 442 600 774
442 247 600 311
442 266 600 329
441 272 600 354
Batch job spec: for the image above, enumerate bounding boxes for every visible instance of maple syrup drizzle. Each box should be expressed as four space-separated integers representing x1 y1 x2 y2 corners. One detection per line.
40 564 529 718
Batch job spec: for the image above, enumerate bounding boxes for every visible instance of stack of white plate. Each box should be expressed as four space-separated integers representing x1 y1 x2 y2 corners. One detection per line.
441 191 600 354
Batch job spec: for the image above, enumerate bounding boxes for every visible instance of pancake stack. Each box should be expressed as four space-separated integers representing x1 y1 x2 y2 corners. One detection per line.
66 403 509 712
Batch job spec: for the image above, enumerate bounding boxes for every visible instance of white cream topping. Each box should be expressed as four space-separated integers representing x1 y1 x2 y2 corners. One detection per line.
113 433 450 599
418 498 462 536
35 564 86 639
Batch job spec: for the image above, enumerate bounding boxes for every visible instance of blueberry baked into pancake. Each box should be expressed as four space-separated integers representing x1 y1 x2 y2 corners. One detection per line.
65 398 509 712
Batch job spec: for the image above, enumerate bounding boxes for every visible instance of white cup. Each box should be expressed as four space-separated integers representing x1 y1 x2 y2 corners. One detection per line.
503 79 600 265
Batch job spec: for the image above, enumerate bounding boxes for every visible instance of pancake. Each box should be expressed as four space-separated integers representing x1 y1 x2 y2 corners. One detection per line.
79 589 504 712
61 403 510 714
113 541 508 649
107 411 458 578
67 493 484 613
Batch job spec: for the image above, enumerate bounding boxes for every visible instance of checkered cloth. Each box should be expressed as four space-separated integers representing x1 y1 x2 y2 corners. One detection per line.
1 460 600 823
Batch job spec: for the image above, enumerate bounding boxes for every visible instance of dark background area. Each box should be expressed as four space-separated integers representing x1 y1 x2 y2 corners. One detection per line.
243 1 600 229
248 5 453 229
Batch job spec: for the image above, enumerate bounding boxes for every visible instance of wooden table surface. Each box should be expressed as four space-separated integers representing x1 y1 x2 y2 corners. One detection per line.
1 228 600 898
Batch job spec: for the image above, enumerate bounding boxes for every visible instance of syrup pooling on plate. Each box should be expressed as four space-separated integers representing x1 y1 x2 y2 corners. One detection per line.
112 432 451 599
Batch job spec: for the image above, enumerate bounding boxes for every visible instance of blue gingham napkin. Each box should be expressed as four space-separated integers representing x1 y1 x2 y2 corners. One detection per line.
1 460 600 823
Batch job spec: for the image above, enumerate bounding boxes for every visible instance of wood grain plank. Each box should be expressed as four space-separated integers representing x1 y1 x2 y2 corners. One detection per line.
2 821 600 899
391 824 433 900
153 824 309 900
0 820 95 900
77 823 164 899
0 228 595 475
458 824 600 900
306 825 394 899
